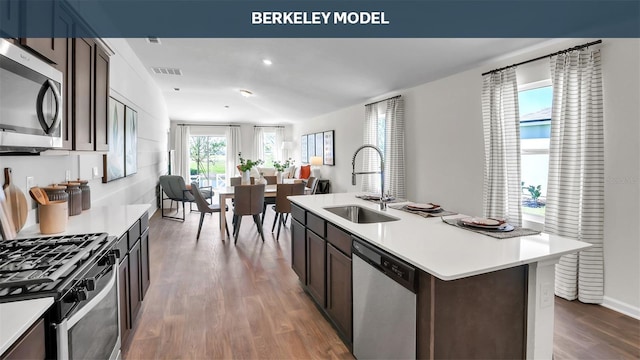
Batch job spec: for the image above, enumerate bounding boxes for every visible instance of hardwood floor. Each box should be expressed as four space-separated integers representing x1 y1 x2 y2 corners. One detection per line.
123 208 352 359
124 209 639 359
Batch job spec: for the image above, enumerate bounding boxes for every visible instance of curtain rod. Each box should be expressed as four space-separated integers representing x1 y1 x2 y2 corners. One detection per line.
482 39 602 76
254 125 285 128
364 95 401 107
176 124 240 127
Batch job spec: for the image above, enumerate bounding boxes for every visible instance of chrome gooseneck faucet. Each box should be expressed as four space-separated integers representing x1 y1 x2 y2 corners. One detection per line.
352 144 387 210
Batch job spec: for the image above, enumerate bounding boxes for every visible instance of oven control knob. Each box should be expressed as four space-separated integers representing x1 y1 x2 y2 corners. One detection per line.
65 288 89 302
82 278 96 291
99 252 118 266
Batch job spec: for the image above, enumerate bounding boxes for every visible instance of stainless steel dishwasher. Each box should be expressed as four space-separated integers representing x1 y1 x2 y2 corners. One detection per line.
352 237 417 359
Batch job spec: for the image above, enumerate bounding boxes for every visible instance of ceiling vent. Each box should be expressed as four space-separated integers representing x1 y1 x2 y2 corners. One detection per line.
151 67 182 76
146 37 161 44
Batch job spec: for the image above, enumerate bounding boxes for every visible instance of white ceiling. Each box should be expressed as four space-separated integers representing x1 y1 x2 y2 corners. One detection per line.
125 38 550 124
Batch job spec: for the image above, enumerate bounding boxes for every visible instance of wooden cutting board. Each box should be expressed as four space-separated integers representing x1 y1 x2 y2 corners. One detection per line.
3 168 28 232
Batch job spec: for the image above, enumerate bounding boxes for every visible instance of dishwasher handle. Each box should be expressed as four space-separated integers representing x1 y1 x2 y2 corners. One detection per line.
352 237 417 293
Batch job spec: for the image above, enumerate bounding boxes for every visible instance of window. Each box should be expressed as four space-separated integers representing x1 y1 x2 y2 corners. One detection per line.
262 131 276 167
518 80 552 220
189 135 227 187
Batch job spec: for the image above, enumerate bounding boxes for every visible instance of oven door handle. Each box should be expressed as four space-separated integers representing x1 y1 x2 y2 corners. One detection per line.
68 263 117 328
56 264 118 360
36 79 61 135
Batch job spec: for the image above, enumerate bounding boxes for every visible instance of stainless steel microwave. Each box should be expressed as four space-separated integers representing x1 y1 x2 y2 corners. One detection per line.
0 38 63 152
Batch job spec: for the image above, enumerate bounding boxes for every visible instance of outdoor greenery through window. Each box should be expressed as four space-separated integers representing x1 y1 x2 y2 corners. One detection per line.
190 135 227 188
263 131 276 167
519 82 552 220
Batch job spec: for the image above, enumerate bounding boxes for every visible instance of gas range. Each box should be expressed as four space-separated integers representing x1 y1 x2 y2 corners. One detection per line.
0 233 117 306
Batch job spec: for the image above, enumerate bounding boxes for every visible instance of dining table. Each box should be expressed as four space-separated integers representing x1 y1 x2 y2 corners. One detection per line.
216 180 306 240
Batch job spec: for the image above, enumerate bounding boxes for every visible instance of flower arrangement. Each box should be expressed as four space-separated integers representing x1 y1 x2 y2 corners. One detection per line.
237 153 264 172
273 158 295 172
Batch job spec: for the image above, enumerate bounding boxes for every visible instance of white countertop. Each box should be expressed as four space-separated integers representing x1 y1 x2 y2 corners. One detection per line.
289 193 591 281
0 297 53 355
18 204 151 239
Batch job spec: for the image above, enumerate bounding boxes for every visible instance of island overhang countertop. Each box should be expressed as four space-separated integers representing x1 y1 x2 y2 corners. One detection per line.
288 193 591 281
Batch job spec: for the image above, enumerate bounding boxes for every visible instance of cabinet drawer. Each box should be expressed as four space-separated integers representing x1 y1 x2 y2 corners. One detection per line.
127 220 141 250
291 204 306 225
307 212 326 238
140 212 149 232
327 223 352 257
115 234 128 263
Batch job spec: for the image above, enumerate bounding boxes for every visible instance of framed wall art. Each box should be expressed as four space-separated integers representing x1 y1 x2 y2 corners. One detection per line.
103 97 126 182
125 106 138 176
323 130 334 165
315 133 323 159
301 134 308 163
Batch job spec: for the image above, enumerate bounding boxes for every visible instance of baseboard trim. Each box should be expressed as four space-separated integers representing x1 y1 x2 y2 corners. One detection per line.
602 296 640 320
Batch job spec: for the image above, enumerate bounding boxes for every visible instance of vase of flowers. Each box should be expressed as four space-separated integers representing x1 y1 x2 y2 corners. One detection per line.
273 158 294 183
237 153 263 185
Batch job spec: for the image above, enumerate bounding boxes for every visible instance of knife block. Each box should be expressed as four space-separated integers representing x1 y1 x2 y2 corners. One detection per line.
39 200 68 234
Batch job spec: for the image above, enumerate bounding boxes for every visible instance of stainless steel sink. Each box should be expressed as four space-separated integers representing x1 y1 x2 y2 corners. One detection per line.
323 205 399 224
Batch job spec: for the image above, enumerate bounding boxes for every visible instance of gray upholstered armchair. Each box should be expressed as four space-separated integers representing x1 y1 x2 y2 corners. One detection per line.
159 175 212 221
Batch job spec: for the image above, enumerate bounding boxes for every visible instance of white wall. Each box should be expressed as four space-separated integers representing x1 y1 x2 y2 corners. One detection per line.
0 38 170 228
293 38 640 316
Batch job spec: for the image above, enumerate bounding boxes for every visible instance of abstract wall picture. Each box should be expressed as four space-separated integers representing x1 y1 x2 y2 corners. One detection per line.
323 130 334 165
125 107 138 176
315 133 323 159
103 98 125 182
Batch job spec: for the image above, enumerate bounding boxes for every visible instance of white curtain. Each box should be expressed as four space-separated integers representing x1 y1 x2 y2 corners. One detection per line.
275 127 285 161
253 127 264 161
362 102 382 193
174 125 191 181
481 68 522 226
361 99 406 198
384 98 406 199
225 126 241 182
546 49 604 304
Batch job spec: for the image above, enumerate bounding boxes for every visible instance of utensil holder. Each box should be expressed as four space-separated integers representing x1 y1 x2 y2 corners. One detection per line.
39 200 68 234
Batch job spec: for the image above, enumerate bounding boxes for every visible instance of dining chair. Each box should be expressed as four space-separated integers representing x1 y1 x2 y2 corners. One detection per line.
230 177 255 186
260 175 278 224
263 175 277 184
159 175 212 221
190 182 230 240
306 177 319 195
271 183 305 240
232 184 266 244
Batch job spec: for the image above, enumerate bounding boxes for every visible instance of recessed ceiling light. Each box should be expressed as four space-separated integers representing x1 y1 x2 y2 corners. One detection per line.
262 59 272 66
239 89 253 97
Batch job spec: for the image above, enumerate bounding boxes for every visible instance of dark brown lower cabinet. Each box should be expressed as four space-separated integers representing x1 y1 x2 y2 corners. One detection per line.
326 243 352 341
119 212 150 348
306 230 326 307
140 229 150 300
291 219 306 283
417 265 528 359
129 239 142 324
0 318 45 360
118 254 131 342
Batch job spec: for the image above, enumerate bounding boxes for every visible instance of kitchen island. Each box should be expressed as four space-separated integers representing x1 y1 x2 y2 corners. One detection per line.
288 193 590 359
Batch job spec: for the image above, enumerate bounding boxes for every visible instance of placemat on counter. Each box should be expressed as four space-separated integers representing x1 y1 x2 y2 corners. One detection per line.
389 204 458 218
356 194 406 204
441 217 541 239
